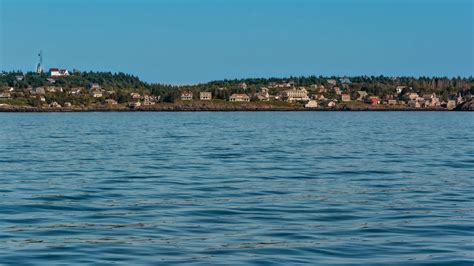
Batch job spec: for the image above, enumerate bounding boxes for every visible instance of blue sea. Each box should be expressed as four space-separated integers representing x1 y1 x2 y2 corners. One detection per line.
0 112 473 265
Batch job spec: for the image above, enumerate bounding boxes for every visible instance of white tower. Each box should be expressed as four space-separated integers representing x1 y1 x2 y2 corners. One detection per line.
36 50 43 74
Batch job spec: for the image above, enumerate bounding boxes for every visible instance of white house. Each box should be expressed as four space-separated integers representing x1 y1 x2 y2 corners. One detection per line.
89 83 101 90
229 93 250 102
280 88 309 102
91 90 103 98
341 94 351 102
199 92 212 100
105 99 118 105
0 92 11 99
181 91 193 100
49 68 70 77
305 100 318 108
49 101 61 108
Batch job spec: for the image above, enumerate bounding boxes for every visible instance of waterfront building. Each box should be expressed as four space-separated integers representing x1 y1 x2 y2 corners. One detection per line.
0 92 11 99
357 91 368 101
305 100 318 108
280 88 309 102
129 101 141 108
199 92 212 100
229 93 250 102
143 95 157 105
368 96 380 105
105 99 118 105
257 87 270 101
181 91 193 100
49 101 61 108
407 92 419 100
341 94 351 102
408 100 421 108
447 100 456 110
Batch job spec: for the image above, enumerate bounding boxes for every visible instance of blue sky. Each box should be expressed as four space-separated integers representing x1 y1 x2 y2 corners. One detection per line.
1 0 472 84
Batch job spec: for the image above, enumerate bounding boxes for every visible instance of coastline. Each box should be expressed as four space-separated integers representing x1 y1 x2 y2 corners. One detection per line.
0 105 466 112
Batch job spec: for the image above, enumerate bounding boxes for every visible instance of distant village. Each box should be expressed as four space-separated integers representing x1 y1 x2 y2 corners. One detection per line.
1 66 473 111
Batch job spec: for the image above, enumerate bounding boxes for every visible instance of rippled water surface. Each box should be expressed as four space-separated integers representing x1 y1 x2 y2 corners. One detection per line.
0 112 473 265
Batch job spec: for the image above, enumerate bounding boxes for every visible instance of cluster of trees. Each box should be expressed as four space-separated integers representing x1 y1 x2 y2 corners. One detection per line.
1 71 473 105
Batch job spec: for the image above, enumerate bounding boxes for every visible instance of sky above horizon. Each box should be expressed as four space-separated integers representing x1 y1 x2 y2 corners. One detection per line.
1 0 473 84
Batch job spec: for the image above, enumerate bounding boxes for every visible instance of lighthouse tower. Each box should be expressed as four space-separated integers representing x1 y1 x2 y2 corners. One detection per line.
36 50 44 74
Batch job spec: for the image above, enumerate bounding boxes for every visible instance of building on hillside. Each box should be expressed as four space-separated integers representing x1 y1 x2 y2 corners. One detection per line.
326 79 337 86
238 82 248 90
407 92 419 100
46 86 63 93
0 92 11 99
89 83 101 90
357 91 368 101
341 94 351 102
71 88 83 96
318 85 327 93
49 101 61 108
129 101 141 108
49 68 69 77
130 92 141 100
181 91 193 100
229 93 250 102
333 87 342 95
408 100 421 108
327 101 336 107
423 93 436 101
143 95 158 105
367 96 380 105
34 87 45 95
339 78 351 84
280 88 309 102
105 99 118 105
447 100 456 110
305 100 318 108
396 86 406 94
388 99 398 105
199 92 212 100
257 87 270 101
91 90 103 98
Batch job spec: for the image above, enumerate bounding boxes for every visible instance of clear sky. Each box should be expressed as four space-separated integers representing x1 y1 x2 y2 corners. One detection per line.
0 0 472 84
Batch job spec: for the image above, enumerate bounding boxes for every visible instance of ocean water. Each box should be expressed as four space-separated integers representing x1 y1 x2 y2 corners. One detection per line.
0 112 473 265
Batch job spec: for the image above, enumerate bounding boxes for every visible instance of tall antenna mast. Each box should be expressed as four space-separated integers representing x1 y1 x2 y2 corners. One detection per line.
36 50 43 74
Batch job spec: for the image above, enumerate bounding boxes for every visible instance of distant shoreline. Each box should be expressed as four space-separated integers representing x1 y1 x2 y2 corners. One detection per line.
0 105 468 112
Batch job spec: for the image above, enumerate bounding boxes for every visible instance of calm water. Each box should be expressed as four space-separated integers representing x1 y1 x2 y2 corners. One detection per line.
0 112 473 265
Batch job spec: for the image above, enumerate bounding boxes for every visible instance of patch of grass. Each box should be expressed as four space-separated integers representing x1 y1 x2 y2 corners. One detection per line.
0 98 29 106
